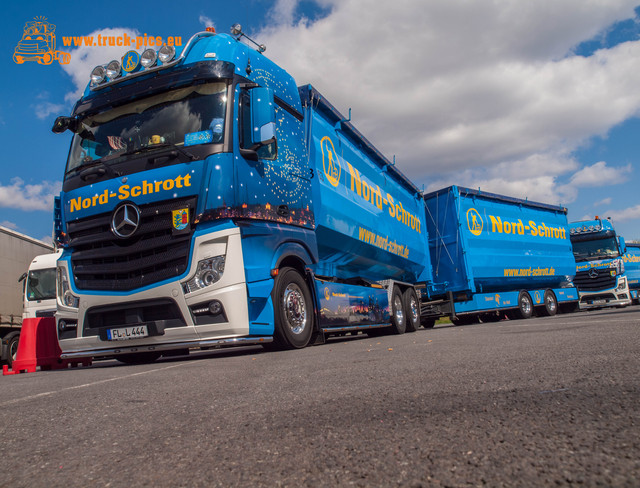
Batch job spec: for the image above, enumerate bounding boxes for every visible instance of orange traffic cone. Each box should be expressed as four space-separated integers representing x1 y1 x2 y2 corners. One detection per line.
3 317 91 375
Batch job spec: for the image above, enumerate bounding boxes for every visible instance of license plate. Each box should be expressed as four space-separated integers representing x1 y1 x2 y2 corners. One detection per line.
592 299 606 305
107 325 149 341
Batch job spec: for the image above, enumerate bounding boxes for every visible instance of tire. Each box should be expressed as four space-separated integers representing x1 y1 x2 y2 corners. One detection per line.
403 288 421 332
421 317 436 329
38 52 53 65
4 332 20 367
540 290 558 317
116 351 162 364
389 286 406 334
514 291 533 319
272 267 313 349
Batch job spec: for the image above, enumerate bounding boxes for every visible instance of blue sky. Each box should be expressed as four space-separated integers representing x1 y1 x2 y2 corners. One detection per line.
1 0 640 244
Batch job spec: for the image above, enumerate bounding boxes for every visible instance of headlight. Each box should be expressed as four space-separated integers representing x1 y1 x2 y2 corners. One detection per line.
615 277 627 292
106 60 121 79
90 65 106 85
182 256 225 294
57 265 79 309
158 44 175 63
141 49 157 68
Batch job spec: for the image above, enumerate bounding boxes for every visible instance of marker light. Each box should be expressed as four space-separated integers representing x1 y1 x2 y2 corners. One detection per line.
206 27 216 33
106 60 121 79
158 44 175 63
90 65 106 85
141 48 157 68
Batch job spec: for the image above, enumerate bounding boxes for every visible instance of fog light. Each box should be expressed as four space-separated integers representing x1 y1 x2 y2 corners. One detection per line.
209 300 222 315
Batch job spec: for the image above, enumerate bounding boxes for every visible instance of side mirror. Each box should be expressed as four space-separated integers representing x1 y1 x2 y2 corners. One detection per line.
619 236 627 254
249 87 276 146
52 116 78 134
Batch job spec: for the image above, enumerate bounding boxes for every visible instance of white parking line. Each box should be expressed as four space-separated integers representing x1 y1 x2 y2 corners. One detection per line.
0 363 186 408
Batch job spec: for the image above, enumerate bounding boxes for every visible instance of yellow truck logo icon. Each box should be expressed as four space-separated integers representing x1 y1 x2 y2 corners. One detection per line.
14 17 70 65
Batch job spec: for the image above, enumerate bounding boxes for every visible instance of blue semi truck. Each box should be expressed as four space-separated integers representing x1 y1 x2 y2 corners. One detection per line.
622 242 640 304
420 186 578 325
569 218 631 309
51 26 430 362
51 26 580 362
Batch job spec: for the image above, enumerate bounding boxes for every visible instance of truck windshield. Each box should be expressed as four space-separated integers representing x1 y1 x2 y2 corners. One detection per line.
571 236 620 262
66 82 228 175
26 268 56 301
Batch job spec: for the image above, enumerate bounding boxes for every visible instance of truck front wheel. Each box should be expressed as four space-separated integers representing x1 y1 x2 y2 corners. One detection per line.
273 267 313 349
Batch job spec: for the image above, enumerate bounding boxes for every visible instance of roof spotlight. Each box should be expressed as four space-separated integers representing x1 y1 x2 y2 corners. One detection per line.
158 44 175 63
141 48 157 68
90 65 106 85
106 60 121 79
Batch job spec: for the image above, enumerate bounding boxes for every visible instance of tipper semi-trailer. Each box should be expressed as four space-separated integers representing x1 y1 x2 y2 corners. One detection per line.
622 242 640 304
420 186 579 325
51 26 430 363
569 218 631 309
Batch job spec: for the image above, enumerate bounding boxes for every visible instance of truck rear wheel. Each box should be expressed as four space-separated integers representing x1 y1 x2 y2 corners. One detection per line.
514 291 533 319
540 290 558 316
403 288 421 332
390 286 406 334
273 267 313 349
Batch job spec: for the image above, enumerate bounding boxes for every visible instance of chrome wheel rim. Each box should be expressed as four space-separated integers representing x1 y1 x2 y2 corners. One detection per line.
283 283 307 335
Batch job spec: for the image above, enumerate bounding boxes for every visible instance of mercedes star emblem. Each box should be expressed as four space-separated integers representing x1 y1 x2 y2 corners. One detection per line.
111 203 141 238
588 268 599 279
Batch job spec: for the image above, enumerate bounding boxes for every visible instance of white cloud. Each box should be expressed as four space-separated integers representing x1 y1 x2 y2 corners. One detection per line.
199 15 215 30
258 0 640 204
0 220 19 230
33 101 66 120
0 178 61 212
605 204 640 222
593 197 612 206
569 161 632 187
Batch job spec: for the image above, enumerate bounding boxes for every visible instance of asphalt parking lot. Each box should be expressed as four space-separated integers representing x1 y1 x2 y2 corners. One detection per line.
1 306 638 487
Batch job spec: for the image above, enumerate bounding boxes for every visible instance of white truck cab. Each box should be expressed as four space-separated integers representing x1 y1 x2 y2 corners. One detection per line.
23 251 61 319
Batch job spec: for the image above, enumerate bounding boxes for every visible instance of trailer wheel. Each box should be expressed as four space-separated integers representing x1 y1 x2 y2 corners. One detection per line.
273 267 313 349
403 288 421 332
4 332 20 367
514 291 533 319
390 286 406 334
540 290 558 316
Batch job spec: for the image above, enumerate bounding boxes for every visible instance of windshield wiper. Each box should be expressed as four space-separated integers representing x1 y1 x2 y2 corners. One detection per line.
144 143 197 162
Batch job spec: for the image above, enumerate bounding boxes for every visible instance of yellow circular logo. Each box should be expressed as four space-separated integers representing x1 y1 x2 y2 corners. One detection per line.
534 291 541 304
324 287 330 301
466 208 483 236
320 136 341 187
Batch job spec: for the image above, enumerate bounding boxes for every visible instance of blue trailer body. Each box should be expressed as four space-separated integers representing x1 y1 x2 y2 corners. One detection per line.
569 219 631 309
52 29 429 359
422 186 578 319
622 243 640 303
